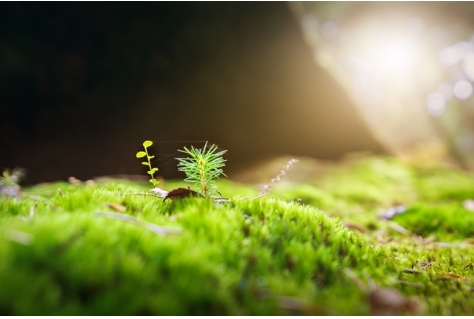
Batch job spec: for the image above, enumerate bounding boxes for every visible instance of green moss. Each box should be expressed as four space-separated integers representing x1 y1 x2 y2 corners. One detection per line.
392 202 474 241
320 157 416 205
386 243 474 315
1 155 474 315
0 181 397 315
414 167 474 201
266 183 337 208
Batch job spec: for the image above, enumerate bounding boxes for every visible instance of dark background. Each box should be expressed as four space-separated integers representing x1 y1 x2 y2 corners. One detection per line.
0 2 385 185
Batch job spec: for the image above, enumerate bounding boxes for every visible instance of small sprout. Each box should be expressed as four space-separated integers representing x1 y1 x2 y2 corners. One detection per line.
0 168 25 197
0 168 25 187
176 142 227 199
136 140 160 188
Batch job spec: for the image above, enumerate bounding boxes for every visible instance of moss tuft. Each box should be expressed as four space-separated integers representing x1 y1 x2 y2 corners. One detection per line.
1 155 474 315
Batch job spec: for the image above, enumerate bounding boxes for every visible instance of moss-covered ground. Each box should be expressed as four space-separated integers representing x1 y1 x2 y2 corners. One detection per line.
1 155 474 315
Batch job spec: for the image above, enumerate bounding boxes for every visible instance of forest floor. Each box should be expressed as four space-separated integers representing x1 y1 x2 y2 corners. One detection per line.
1 154 474 315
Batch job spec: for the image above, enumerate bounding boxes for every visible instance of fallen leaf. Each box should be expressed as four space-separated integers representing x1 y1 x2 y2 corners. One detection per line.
276 296 336 315
370 287 420 315
344 268 421 315
164 187 200 201
106 203 126 212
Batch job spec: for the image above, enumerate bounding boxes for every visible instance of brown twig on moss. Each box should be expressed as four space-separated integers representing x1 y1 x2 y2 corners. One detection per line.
259 158 299 196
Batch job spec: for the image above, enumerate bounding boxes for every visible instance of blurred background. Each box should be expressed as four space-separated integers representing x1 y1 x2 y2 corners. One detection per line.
290 1 474 169
1 2 474 184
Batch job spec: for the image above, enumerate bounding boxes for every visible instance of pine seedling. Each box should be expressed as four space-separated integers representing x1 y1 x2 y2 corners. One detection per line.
176 142 227 199
136 140 159 188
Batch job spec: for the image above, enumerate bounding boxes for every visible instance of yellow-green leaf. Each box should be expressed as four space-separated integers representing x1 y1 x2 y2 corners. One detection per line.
143 140 153 147
136 151 146 158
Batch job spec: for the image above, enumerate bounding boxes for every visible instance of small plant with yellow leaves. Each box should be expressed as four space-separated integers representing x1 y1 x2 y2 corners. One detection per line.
136 140 159 188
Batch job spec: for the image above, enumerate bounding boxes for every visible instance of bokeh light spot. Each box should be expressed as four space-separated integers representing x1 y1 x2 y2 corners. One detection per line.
453 80 473 100
440 45 464 66
441 41 474 66
347 29 424 85
462 52 474 81
426 92 446 116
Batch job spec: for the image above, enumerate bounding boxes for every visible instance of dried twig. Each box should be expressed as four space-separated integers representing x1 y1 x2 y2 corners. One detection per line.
403 268 420 274
259 159 299 196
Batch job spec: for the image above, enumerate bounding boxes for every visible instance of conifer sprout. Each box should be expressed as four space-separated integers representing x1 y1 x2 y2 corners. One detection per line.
136 140 159 188
176 142 227 199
